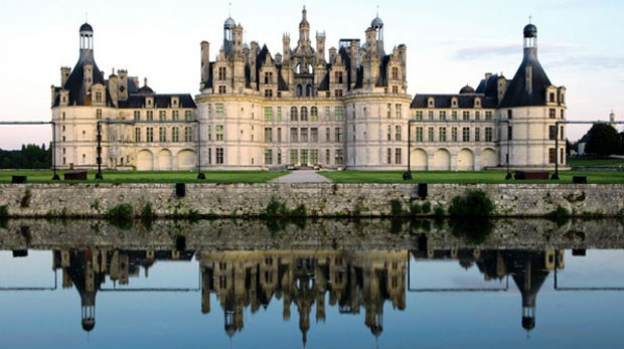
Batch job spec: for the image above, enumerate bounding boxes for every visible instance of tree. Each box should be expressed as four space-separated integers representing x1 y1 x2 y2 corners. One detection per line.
585 124 620 157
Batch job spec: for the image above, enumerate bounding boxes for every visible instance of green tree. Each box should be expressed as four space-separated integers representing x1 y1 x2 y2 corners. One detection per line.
585 124 620 157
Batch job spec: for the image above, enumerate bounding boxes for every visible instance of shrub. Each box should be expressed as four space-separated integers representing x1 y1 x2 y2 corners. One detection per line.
410 202 422 215
106 203 134 220
422 202 432 214
448 190 495 217
545 205 570 227
434 205 445 218
390 200 406 217
141 202 155 218
0 205 8 218
20 189 32 208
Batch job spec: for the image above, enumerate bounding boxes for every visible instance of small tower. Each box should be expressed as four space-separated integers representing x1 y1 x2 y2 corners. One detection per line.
79 23 94 60
298 7 311 48
223 17 236 54
371 12 385 56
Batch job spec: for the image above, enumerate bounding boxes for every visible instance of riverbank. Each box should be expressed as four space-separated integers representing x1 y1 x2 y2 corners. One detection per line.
1 183 623 218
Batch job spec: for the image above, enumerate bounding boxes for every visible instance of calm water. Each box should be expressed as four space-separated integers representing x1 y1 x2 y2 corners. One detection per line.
1 219 624 349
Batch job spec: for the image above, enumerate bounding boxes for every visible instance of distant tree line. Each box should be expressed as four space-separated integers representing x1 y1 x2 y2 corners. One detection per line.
0 143 52 169
583 124 624 157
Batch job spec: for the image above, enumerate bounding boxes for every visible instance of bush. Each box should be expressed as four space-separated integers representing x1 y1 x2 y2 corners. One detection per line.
390 200 406 217
141 202 155 218
0 205 8 218
422 202 432 214
106 203 134 220
448 190 495 217
410 202 422 215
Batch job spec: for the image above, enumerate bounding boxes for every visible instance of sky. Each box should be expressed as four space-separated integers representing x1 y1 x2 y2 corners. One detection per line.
0 0 623 150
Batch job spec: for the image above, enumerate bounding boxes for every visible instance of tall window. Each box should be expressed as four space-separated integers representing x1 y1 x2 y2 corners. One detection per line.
439 111 446 121
207 125 212 142
439 127 447 142
462 111 470 121
264 149 273 165
395 148 402 164
485 127 493 142
549 148 556 164
549 125 556 140
264 107 273 121
452 111 458 120
387 104 392 118
216 103 224 119
451 127 458 142
290 107 298 121
216 125 224 141
172 110 180 121
96 109 102 120
387 148 392 164
335 150 343 164
395 104 402 119
216 148 224 164
146 127 154 143
159 110 166 121
218 86 226 94
264 72 273 84
310 107 318 121
415 111 423 120
335 71 344 84
184 127 193 142
325 149 331 165
264 128 273 143
310 150 319 164
391 67 399 80
301 150 309 165
475 128 481 142
172 127 180 142
290 128 298 142
277 128 282 143
134 111 141 121
485 111 493 121
416 127 423 142
549 108 556 119
311 128 318 142
395 126 402 141
428 111 434 120
325 106 331 121
290 149 298 164
218 67 226 80
208 104 213 119
326 127 331 142
185 110 192 121
428 127 434 142
301 107 308 121
277 107 282 121
301 128 308 142
159 127 166 142
387 126 392 141
335 106 344 121
508 126 513 140
335 128 343 142
462 127 470 142
134 127 141 142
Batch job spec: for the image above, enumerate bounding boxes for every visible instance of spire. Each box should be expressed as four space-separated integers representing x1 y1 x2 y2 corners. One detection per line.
299 6 310 45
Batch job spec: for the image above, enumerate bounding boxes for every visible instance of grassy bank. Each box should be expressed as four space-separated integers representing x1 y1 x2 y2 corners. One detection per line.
567 156 624 168
0 170 287 184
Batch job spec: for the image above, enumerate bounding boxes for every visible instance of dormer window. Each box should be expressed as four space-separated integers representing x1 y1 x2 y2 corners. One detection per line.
146 97 154 108
172 97 179 107
427 97 435 108
549 93 555 103
474 98 481 108
451 97 458 108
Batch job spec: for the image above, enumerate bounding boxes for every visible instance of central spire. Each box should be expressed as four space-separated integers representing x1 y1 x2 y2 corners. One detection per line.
299 6 310 45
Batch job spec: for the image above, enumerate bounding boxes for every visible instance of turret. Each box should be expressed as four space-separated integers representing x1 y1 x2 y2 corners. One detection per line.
298 7 311 48
282 34 291 63
79 23 94 61
60 67 71 87
201 41 211 86
316 31 326 63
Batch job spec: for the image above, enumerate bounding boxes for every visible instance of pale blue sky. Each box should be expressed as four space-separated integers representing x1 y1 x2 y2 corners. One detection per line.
1 0 623 149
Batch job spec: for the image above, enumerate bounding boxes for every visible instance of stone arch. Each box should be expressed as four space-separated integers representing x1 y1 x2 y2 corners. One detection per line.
158 149 173 171
433 149 451 170
457 148 475 171
481 148 498 169
411 148 428 171
177 149 196 170
136 150 154 171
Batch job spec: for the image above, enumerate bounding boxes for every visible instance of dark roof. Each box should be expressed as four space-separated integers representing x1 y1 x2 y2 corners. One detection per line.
460 85 475 94
118 94 197 109
53 54 108 107
524 24 537 38
277 66 289 91
499 48 552 108
410 94 498 109
80 23 93 32
475 73 503 100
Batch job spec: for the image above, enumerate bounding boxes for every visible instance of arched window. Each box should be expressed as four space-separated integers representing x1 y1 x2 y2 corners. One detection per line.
301 107 308 121
306 84 313 97
290 106 298 121
297 85 303 97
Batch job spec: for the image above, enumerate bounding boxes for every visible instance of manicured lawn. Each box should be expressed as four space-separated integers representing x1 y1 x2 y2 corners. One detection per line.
320 170 624 184
0 170 287 184
567 156 624 168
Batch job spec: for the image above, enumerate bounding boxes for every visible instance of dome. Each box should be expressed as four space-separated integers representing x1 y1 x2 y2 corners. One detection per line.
138 78 154 95
522 316 535 331
459 85 475 94
80 22 93 33
82 319 95 332
371 16 384 29
224 17 236 29
523 24 537 38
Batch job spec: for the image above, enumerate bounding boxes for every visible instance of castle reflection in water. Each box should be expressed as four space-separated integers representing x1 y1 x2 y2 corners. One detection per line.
50 245 563 344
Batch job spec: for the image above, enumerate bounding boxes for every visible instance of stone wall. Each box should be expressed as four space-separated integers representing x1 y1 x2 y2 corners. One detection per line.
0 183 623 218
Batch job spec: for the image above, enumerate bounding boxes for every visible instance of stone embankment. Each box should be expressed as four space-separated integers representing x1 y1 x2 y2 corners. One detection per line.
0 183 623 218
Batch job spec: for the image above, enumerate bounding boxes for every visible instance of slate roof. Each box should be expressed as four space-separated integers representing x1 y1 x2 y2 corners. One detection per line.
499 48 552 108
53 54 108 107
410 94 498 109
118 94 196 109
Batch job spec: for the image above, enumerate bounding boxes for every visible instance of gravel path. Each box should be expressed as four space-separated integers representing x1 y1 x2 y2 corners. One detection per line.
272 170 331 183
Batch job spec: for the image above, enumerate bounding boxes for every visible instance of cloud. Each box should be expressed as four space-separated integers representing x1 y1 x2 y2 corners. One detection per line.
550 55 624 71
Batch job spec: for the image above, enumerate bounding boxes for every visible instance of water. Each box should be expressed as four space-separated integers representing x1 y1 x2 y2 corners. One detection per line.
0 218 623 349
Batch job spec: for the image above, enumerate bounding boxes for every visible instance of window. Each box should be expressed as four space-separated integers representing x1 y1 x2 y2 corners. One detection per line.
290 128 298 142
485 127 493 142
462 111 470 121
208 104 213 119
264 128 273 142
387 148 392 164
335 106 344 121
549 108 556 119
311 128 318 142
549 125 556 140
485 111 493 121
392 86 399 94
395 148 402 164
134 111 141 121
428 111 434 120
290 107 298 121
452 111 458 120
475 128 481 142
301 128 308 142
549 148 556 164
391 67 399 80
216 125 224 141
134 127 141 142
387 104 392 118
549 93 555 103
387 126 392 141
335 89 343 97
507 110 512 119
95 91 102 103
462 127 470 142
452 127 458 142
335 128 343 142
207 125 212 141
159 127 166 142
428 127 434 142
415 111 423 121
172 110 180 121
159 110 166 121
216 148 224 164
439 111 446 121
264 107 273 121
396 104 402 119
218 67 226 80
265 149 273 165
439 127 447 142
218 85 226 94
301 150 309 164
475 111 481 121
325 149 331 164
416 127 423 142
301 107 308 121
184 127 193 142
277 151 282 164
277 107 282 121
335 150 343 164
290 149 298 164
185 110 192 121
324 106 331 121
216 103 224 119
264 72 273 84
277 128 282 143
172 127 180 142
146 127 154 142
96 109 102 120
335 71 343 84
561 110 565 119
508 126 513 141
311 107 318 121
326 127 331 142
264 89 273 97
208 148 212 164
561 126 565 140
395 126 402 141
310 149 319 164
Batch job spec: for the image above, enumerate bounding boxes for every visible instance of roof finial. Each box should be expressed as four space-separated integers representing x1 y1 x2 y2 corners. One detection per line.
85 12 88 23
229 2 232 17
377 5 380 17
529 15 532 24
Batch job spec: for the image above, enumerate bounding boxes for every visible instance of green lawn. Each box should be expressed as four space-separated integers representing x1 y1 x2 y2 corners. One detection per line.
0 170 287 184
567 156 624 168
321 170 624 184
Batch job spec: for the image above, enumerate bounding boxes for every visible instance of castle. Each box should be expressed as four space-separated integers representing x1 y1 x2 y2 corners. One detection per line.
51 8 566 171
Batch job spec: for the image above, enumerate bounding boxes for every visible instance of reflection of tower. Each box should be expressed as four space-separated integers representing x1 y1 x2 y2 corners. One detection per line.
294 257 316 347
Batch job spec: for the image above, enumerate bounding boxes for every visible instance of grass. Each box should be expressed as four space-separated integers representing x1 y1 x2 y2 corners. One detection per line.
567 156 624 168
321 170 624 184
0 170 287 184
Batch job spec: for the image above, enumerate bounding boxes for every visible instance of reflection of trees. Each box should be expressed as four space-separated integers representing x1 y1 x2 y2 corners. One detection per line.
199 250 408 345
